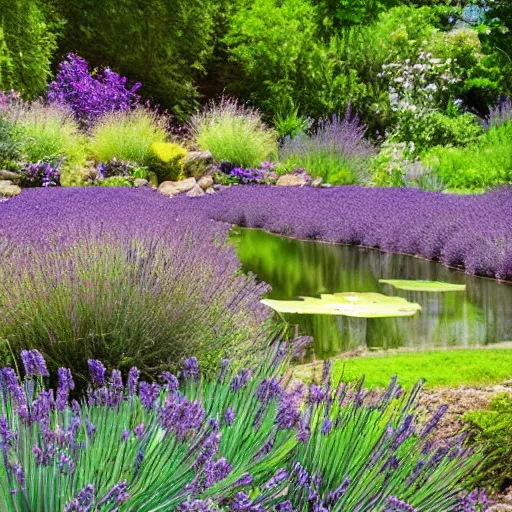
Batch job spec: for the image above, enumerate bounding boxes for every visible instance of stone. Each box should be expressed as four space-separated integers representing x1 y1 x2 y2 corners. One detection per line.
0 180 21 197
197 175 214 190
186 184 206 198
205 187 215 195
311 177 323 187
158 177 197 197
134 178 149 188
276 174 309 187
488 506 512 512
183 150 215 179
320 183 333 188
0 170 20 181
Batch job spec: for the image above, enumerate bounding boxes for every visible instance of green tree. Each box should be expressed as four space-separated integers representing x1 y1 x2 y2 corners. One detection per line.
0 0 58 98
53 0 215 120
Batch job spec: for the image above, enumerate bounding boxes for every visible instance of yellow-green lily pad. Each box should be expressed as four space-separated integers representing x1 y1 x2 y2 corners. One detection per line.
379 280 466 292
261 292 421 318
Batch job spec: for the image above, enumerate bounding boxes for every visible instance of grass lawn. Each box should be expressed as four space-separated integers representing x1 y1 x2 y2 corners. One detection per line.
299 349 512 389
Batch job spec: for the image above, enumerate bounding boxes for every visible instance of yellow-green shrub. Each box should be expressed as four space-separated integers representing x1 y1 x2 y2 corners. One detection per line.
149 142 187 182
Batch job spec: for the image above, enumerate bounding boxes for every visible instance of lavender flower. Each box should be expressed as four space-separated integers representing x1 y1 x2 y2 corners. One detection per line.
161 371 179 393
138 382 161 410
230 369 253 393
64 484 95 512
262 467 288 490
224 408 236 426
159 396 205 439
384 496 417 512
127 367 140 396
182 357 199 380
21 350 49 377
134 423 145 438
230 492 264 512
88 360 106 387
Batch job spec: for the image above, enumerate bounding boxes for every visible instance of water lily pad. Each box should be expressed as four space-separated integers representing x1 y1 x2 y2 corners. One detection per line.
261 292 421 318
379 280 466 292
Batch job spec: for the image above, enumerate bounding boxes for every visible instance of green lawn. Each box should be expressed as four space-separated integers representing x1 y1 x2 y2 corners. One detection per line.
324 349 512 388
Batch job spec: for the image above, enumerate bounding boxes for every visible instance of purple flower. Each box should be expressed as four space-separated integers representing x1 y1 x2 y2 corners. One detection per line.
110 370 123 390
138 382 161 410
21 350 49 377
321 418 333 435
307 385 326 406
48 54 140 126
255 378 282 403
64 484 95 512
182 357 199 380
134 423 145 438
421 404 448 438
230 369 252 393
384 496 417 512
31 390 53 422
19 161 61 188
96 480 129 507
230 492 264 512
158 396 205 439
224 408 236 426
262 467 288 490
87 360 106 387
160 371 179 393
204 457 232 489
127 367 140 396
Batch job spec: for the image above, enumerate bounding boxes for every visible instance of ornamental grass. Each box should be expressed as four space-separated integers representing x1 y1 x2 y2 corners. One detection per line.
0 349 485 511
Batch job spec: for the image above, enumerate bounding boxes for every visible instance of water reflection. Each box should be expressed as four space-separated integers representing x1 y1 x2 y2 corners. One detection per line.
231 228 512 359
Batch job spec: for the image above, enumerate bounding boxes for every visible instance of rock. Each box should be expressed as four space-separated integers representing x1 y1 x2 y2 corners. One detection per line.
186 184 206 198
197 175 214 190
134 178 149 188
276 174 309 187
0 170 20 181
311 177 323 187
205 187 215 195
183 150 215 179
488 506 512 512
158 177 197 197
320 183 333 188
0 180 21 197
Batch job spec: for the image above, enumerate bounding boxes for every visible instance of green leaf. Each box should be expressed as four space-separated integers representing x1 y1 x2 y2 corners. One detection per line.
261 292 421 318
379 280 466 292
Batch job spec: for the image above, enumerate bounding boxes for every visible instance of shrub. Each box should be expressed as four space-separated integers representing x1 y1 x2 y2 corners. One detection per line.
279 111 375 185
0 0 57 98
149 142 187 182
7 101 87 168
465 392 512 492
422 122 512 190
0 350 484 511
190 97 278 168
0 188 270 382
48 54 141 127
0 98 21 169
90 109 167 166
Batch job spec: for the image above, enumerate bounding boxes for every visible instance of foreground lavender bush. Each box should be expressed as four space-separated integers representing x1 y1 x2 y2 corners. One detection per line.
0 349 483 511
0 188 270 381
200 186 512 281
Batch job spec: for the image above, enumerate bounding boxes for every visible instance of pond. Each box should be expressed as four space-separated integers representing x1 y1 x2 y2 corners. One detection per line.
231 228 512 359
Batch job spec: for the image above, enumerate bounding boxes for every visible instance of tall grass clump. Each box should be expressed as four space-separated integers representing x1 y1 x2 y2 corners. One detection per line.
0 188 270 382
90 108 167 165
7 100 87 168
0 351 486 511
190 97 278 168
279 110 375 185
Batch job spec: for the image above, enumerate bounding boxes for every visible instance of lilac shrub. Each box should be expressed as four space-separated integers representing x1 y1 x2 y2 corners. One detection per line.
0 188 270 380
200 186 512 281
48 54 141 127
0 349 484 511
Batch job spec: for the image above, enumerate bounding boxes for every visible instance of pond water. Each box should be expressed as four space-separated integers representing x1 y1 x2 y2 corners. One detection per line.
231 228 512 359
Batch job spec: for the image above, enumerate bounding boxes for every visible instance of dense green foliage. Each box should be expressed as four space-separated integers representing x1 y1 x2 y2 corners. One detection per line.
0 0 58 98
466 392 512 492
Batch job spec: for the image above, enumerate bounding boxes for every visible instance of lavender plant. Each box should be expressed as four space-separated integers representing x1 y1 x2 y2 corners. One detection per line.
279 110 375 186
0 188 270 381
48 54 141 127
0 350 484 511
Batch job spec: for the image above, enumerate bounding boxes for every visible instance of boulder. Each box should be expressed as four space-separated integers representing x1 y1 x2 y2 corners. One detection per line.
311 177 323 187
134 178 149 188
0 180 21 197
0 170 20 181
205 187 216 195
183 150 215 179
158 177 197 197
197 175 214 190
276 174 309 187
186 184 206 198
320 183 333 188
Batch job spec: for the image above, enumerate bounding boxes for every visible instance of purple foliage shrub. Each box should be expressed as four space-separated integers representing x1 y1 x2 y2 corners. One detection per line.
200 186 512 281
48 54 141 127
0 350 484 511
0 188 270 380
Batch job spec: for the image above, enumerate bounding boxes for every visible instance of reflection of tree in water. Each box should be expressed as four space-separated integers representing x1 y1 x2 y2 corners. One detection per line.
232 228 512 358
